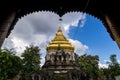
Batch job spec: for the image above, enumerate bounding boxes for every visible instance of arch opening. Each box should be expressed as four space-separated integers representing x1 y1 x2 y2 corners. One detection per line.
1 11 120 69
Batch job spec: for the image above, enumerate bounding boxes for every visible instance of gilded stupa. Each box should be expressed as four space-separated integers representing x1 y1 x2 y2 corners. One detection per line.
46 26 74 53
42 26 79 73
27 26 81 80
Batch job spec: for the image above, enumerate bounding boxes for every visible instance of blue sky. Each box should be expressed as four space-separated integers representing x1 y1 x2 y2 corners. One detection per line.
68 14 120 64
2 12 120 67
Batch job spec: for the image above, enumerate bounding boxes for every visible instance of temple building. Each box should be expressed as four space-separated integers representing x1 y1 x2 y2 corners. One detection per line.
42 26 79 73
28 27 81 80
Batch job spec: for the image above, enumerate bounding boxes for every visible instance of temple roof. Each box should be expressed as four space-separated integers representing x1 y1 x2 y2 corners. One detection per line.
46 26 74 51
52 27 67 41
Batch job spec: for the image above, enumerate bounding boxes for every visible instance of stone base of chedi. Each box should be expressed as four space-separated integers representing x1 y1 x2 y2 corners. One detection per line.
42 46 79 74
40 48 81 80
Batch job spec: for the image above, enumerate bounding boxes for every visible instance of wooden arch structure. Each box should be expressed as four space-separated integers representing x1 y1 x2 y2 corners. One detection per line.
0 0 120 48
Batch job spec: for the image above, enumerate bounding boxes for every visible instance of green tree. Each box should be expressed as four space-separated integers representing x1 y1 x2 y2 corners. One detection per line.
108 54 120 80
0 49 22 80
101 54 120 80
100 68 110 80
109 54 119 66
78 54 99 80
21 45 41 80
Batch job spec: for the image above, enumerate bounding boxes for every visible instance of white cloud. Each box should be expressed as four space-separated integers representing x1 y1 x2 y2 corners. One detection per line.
61 12 86 34
99 59 120 69
104 59 120 64
2 11 87 65
69 39 88 56
104 60 111 63
98 62 108 68
2 35 29 57
11 37 29 56
40 57 45 67
118 60 120 64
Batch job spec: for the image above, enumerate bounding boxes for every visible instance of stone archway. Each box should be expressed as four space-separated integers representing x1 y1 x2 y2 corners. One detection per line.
0 0 120 48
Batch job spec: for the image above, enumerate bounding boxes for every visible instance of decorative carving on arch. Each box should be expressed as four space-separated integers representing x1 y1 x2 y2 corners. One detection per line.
0 0 120 48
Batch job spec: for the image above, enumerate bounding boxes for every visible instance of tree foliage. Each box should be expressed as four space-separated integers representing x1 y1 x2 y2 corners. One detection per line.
0 49 22 80
108 54 120 79
100 54 120 80
78 54 99 79
21 45 41 80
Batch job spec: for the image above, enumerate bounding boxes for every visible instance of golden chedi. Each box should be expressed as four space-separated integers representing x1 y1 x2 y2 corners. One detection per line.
46 26 74 52
43 26 78 73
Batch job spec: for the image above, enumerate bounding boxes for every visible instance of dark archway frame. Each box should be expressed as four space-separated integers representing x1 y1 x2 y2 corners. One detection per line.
0 0 120 48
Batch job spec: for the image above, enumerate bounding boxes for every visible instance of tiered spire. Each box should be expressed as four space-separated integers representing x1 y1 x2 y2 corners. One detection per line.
53 26 66 41
46 26 74 51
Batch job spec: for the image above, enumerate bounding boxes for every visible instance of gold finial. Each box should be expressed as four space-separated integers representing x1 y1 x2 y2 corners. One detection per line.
58 26 62 32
